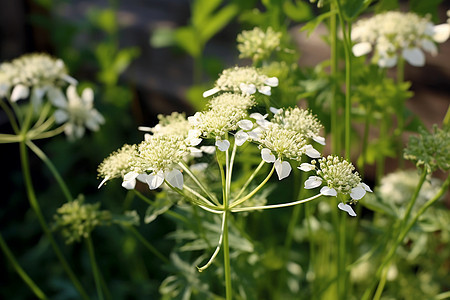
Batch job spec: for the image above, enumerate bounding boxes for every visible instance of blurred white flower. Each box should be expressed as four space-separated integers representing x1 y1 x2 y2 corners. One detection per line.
54 85 104 140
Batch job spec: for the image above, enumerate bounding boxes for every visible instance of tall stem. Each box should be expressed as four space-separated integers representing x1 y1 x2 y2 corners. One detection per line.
19 139 89 300
330 3 340 154
223 142 232 300
27 140 73 202
86 236 104 300
0 232 48 299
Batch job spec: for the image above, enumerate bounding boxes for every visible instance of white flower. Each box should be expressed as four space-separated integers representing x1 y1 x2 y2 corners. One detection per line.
298 163 316 172
54 85 104 140
261 148 292 180
338 202 357 217
352 11 450 68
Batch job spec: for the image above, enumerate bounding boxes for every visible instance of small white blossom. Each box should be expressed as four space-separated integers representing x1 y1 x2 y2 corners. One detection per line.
352 11 450 67
237 27 282 62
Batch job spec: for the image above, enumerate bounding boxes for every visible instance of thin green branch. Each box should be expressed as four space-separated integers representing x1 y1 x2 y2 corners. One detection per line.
231 194 322 212
86 236 104 300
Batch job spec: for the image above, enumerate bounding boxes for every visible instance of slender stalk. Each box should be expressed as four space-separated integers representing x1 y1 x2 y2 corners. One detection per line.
330 2 340 154
0 100 20 134
222 138 232 300
31 125 65 140
337 198 347 300
229 164 275 209
0 233 48 300
126 226 169 264
231 194 322 212
19 139 89 300
86 236 104 300
233 160 265 201
179 160 219 205
335 0 352 160
27 140 73 202
198 212 226 272
359 103 372 176
443 104 450 126
165 180 222 212
0 134 22 143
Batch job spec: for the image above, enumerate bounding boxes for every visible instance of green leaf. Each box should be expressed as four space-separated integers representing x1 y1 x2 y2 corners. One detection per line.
300 10 337 37
283 0 313 22
112 47 140 75
342 0 369 20
144 197 173 224
374 0 399 13
192 0 222 30
174 27 202 58
199 4 239 42
150 27 176 48
410 0 443 20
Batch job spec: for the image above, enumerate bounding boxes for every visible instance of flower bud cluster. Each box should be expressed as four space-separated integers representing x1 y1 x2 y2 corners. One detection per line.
315 156 362 194
404 125 450 173
259 124 308 161
271 107 324 144
237 27 282 62
203 66 278 97
53 196 111 244
145 112 190 138
352 11 450 67
97 144 138 186
189 93 255 138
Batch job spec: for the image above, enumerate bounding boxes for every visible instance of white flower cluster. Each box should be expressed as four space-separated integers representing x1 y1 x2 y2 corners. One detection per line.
203 66 278 97
0 53 104 140
352 11 450 67
299 156 372 216
237 27 282 62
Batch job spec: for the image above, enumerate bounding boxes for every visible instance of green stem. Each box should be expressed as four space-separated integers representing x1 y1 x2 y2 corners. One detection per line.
0 100 20 134
443 104 450 126
223 211 232 300
126 226 169 264
229 164 275 209
179 161 219 205
231 194 322 212
19 139 89 300
330 2 340 154
86 236 104 300
359 103 372 176
233 160 265 201
335 0 352 160
337 198 347 300
0 134 22 143
0 232 48 299
27 140 73 202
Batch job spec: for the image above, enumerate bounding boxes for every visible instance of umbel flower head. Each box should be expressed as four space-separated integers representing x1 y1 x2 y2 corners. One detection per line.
271 107 325 145
0 53 76 106
188 92 255 151
203 66 278 97
97 144 138 188
54 85 105 140
300 156 372 216
126 134 189 190
352 11 450 67
403 125 450 173
237 27 282 62
53 196 111 244
139 112 190 138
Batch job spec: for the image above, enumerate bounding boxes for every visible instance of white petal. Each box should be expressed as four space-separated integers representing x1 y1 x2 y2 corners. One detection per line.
165 169 184 189
67 85 79 102
258 86 271 96
235 130 249 146
237 119 253 130
0 83 10 98
189 147 203 157
303 145 321 158
98 177 109 189
432 24 450 43
312 136 326 145
47 87 66 108
203 87 220 98
352 42 372 57
359 182 372 193
402 48 425 67
200 146 216 154
11 84 29 102
54 109 69 124
350 186 366 200
138 126 152 132
248 128 262 140
298 163 315 172
261 148 276 163
421 39 438 56
264 77 279 87
30 87 45 110
269 107 280 114
137 173 150 182
378 55 397 68
249 112 268 121
122 172 139 190
81 87 94 104
215 139 230 151
320 186 337 196
256 119 271 129
304 176 322 189
239 83 256 95
274 159 292 180
146 172 165 190
338 202 357 216
61 74 78 85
